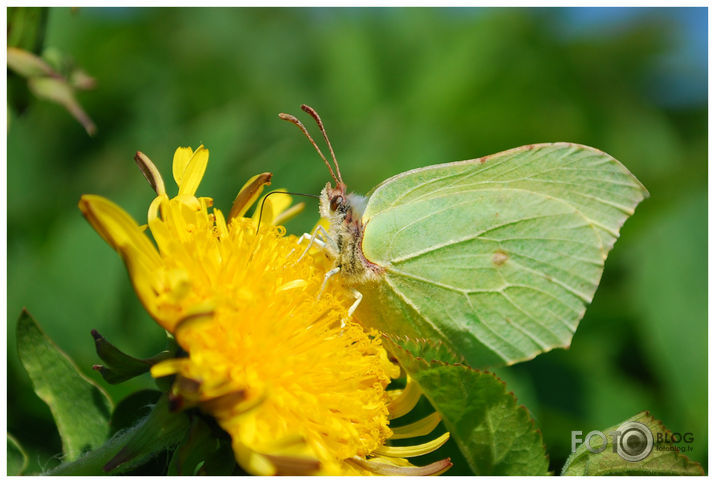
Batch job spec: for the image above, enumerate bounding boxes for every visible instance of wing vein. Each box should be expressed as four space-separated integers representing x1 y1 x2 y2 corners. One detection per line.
390 212 577 265
386 275 518 362
506 258 592 303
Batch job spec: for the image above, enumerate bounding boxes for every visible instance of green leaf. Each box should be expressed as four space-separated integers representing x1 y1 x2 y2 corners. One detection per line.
7 434 29 476
102 394 191 474
168 419 215 475
91 330 174 384
7 7 47 52
168 418 236 475
109 389 162 436
389 335 465 364
46 394 191 475
201 439 240 475
388 339 549 475
562 411 704 476
16 309 113 462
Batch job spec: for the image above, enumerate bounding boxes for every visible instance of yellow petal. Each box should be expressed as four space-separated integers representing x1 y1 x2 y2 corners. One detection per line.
272 202 305 226
252 189 292 227
80 195 167 323
178 145 209 196
78 194 161 266
228 172 272 221
389 412 442 440
387 376 422 419
172 146 194 187
147 194 168 225
373 432 450 458
214 207 229 238
276 279 308 292
119 244 163 322
150 358 185 378
234 442 277 476
173 306 216 338
174 193 201 211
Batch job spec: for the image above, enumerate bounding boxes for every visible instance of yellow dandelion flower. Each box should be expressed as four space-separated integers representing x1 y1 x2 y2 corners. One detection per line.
79 145 452 475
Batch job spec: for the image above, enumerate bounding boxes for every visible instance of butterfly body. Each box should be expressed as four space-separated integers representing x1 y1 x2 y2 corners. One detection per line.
318 183 382 282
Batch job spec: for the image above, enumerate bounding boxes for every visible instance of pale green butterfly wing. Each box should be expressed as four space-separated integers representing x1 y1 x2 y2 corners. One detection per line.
357 143 648 368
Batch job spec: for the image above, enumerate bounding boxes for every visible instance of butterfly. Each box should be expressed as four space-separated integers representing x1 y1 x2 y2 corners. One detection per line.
280 105 648 368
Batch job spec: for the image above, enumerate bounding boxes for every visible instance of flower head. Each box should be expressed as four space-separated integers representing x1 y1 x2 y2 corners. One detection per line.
80 145 451 475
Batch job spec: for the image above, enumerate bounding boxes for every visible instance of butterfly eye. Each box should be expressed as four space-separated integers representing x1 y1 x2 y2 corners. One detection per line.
330 196 343 212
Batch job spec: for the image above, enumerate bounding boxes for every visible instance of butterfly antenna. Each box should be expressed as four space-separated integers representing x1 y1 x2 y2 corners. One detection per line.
301 104 343 185
279 112 340 185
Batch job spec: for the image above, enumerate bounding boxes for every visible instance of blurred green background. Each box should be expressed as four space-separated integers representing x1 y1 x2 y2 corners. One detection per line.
7 7 707 474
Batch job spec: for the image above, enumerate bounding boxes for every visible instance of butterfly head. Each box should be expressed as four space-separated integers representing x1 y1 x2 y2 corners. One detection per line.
320 181 369 229
280 105 380 281
320 181 348 221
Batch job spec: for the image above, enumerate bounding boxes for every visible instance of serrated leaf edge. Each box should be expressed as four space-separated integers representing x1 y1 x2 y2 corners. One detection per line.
387 339 550 474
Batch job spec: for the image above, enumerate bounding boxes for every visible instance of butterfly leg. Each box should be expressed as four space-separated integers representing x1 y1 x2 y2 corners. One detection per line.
289 225 328 259
294 225 330 262
289 233 325 258
295 230 327 248
347 289 363 317
317 266 340 300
